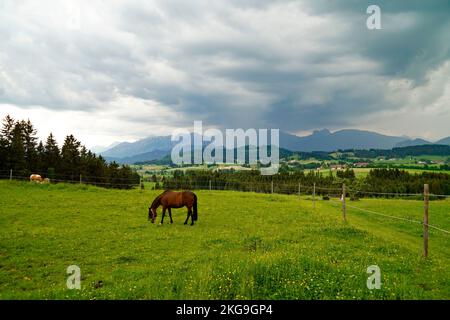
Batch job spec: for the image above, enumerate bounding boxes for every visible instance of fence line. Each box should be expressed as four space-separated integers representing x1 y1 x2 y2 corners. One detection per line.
327 198 450 235
346 188 423 197
4 169 450 197
429 194 450 198
0 175 140 187
0 170 142 182
347 187 450 199
166 180 450 197
3 171 450 199
168 180 450 237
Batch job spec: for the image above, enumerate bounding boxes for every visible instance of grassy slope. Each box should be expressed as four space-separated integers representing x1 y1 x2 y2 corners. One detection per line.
0 181 449 299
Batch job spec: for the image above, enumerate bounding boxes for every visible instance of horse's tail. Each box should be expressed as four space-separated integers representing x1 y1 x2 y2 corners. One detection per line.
193 193 198 221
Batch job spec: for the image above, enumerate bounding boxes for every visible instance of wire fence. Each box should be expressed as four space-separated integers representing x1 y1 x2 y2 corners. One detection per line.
1 170 449 258
0 174 140 188
2 170 449 230
327 198 450 235
166 179 450 239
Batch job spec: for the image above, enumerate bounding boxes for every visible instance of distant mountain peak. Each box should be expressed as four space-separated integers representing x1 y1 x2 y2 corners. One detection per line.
280 128 406 152
436 136 450 145
89 141 123 154
394 138 431 148
312 128 331 136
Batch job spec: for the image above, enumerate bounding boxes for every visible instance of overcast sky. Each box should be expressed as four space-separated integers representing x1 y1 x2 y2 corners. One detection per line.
1 0 449 148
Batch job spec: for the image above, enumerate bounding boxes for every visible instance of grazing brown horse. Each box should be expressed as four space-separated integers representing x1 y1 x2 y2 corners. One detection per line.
148 190 198 226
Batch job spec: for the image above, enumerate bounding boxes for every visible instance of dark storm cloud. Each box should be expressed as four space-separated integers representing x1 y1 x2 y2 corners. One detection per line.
0 0 449 135
302 0 450 81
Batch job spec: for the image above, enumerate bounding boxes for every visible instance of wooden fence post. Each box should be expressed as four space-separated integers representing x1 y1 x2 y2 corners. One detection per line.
423 184 429 258
313 183 316 209
271 180 274 194
79 174 82 184
342 183 347 222
209 179 212 191
298 182 301 199
10 169 12 181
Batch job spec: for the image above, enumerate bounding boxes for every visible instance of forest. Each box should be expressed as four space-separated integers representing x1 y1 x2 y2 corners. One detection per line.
159 168 450 198
0 115 140 188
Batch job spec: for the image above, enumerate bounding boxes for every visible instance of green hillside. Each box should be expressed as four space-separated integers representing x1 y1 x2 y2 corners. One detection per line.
0 181 449 299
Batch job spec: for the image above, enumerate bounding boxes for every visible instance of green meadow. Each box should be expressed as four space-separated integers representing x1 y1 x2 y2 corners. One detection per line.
0 180 449 299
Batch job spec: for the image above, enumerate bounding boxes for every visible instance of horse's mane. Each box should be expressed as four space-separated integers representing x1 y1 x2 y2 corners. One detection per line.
150 190 171 208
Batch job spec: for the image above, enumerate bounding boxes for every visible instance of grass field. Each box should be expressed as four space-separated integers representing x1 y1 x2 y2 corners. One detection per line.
0 180 449 299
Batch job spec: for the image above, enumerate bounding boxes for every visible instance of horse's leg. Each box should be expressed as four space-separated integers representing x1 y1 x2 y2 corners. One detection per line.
189 207 194 226
160 207 166 224
184 208 191 225
168 208 173 224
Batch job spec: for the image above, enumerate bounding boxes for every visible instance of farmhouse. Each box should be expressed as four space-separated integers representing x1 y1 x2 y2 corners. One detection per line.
213 165 252 172
330 164 346 171
354 162 370 168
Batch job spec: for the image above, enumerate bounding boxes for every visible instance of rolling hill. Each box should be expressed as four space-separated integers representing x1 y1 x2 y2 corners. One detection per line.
100 136 174 159
103 149 171 164
90 141 122 154
437 136 450 146
394 138 431 148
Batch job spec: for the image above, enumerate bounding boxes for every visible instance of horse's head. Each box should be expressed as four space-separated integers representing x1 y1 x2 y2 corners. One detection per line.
148 207 157 223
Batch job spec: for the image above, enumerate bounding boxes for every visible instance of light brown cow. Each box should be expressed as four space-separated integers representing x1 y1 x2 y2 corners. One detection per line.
30 174 43 183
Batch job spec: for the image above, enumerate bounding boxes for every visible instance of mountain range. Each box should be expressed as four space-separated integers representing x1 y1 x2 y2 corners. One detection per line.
437 136 450 145
89 141 122 154
95 129 450 164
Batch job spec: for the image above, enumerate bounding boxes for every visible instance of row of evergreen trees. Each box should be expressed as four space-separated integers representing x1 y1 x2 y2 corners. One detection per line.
160 169 349 195
160 168 450 198
0 115 139 188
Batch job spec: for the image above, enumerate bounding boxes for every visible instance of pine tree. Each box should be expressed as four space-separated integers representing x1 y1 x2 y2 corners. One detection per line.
1 115 15 146
92 155 107 183
61 135 81 180
79 145 89 180
44 133 60 173
0 133 6 171
0 138 5 170
0 115 15 170
9 122 26 173
21 119 38 172
36 141 45 173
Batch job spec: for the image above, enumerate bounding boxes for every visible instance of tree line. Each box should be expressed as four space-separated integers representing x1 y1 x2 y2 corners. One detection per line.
159 168 450 198
0 115 139 188
350 144 450 159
